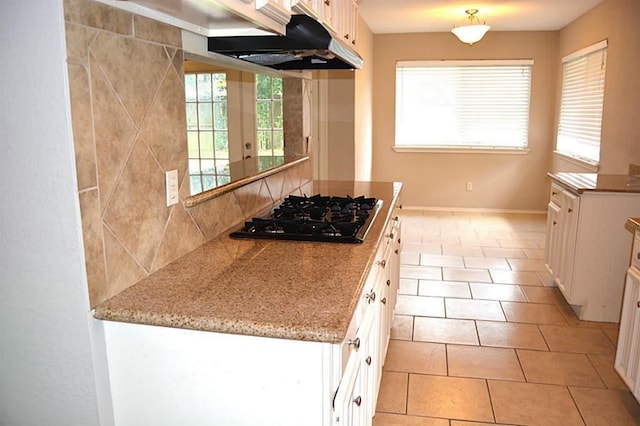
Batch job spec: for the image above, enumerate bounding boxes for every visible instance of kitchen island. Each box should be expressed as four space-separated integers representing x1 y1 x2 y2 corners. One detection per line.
93 180 403 426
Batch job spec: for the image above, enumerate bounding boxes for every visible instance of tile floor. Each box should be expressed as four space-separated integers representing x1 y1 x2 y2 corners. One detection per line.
373 210 640 426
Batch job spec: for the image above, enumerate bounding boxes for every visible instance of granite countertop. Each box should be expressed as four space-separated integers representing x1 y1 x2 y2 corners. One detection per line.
548 172 640 194
94 180 403 344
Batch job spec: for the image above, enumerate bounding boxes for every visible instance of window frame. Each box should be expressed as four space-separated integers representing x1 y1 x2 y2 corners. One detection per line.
555 40 608 168
394 59 534 153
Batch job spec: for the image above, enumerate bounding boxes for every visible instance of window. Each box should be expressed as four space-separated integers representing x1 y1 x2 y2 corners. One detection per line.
556 40 607 164
256 74 284 157
395 60 533 150
185 72 230 194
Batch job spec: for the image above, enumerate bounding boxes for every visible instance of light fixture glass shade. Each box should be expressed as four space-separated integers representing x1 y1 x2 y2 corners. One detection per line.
451 9 490 45
451 24 491 45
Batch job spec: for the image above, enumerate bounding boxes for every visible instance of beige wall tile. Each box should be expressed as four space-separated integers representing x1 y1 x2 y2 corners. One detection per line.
103 226 146 299
151 205 205 272
133 15 181 46
234 180 272 219
64 0 132 35
65 23 95 66
103 138 169 271
78 189 106 307
67 64 97 191
189 191 245 240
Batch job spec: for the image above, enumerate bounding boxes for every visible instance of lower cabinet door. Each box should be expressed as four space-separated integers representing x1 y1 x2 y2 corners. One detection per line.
333 350 363 426
615 266 640 402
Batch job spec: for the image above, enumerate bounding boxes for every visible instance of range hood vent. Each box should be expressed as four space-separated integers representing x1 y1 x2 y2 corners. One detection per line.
207 14 363 70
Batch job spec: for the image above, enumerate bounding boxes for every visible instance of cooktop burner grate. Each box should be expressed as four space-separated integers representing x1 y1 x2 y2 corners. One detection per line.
230 194 382 243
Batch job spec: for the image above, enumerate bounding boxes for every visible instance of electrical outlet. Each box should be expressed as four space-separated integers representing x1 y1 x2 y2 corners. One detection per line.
466 181 473 191
166 170 179 206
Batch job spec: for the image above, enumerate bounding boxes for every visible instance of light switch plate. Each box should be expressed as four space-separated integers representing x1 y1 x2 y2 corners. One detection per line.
166 170 179 206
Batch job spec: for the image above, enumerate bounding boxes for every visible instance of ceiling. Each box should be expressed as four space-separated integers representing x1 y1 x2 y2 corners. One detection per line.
358 0 604 34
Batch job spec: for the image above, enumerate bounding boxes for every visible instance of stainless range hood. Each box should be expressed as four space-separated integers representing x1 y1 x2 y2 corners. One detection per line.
207 14 363 70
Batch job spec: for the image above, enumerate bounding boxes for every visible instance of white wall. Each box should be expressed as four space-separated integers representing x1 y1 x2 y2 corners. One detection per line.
0 1 103 424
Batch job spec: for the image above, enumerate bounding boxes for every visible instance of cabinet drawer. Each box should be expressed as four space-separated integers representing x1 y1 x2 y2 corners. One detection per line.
633 232 640 270
550 183 563 206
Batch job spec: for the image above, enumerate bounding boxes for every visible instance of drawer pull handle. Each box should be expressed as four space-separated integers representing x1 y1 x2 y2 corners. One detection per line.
348 337 361 350
365 356 372 365
381 297 387 305
353 396 362 407
366 291 376 304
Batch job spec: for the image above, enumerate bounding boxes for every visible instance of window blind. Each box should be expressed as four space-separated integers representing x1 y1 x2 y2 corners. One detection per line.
395 60 533 149
556 40 607 163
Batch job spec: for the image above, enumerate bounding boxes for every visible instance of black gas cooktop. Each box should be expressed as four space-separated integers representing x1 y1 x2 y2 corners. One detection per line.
230 194 382 243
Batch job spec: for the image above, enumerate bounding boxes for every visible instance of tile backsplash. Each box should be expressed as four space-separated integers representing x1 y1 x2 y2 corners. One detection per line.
64 0 311 307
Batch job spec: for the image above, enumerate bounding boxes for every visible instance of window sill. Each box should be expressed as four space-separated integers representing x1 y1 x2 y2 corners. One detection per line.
553 151 599 172
393 146 530 155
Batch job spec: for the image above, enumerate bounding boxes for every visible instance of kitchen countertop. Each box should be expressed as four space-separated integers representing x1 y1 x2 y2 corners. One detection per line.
628 218 640 231
93 180 403 344
548 172 640 194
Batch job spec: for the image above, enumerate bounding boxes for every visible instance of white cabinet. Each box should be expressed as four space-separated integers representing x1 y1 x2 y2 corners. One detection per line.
99 214 402 426
615 232 640 402
254 0 292 27
544 182 640 322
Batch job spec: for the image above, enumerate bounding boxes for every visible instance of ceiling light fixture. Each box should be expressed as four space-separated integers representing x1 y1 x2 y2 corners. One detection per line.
451 9 491 45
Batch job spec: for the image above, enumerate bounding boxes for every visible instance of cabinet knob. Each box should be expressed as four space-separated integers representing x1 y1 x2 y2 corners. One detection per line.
353 396 362 407
397 238 401 244
365 356 372 366
381 297 387 305
637 301 640 308
553 221 557 226
344 33 349 40
324 0 330 5
394 249 399 255
637 252 640 260
386 279 391 286
394 216 399 221
386 233 394 239
552 191 558 196
568 208 573 213
376 259 386 268
352 39 356 45
366 291 376 304
348 337 361 350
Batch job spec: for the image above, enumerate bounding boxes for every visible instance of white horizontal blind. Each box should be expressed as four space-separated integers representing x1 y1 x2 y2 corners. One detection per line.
556 40 607 163
395 60 533 149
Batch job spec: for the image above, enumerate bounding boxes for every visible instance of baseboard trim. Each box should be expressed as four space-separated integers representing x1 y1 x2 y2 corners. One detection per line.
401 206 547 215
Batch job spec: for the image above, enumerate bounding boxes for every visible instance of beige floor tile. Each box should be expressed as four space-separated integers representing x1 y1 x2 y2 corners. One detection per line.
523 248 545 259
420 254 464 268
399 278 418 295
446 298 506 321
521 286 566 304
442 245 484 257
463 256 511 270
540 325 616 355
498 239 541 249
418 280 471 298
396 295 445 317
603 328 619 346
470 283 527 302
460 237 500 247
400 252 420 265
376 371 408 414
506 258 548 272
373 413 449 426
489 270 544 285
569 386 640 426
476 320 548 350
391 315 413 341
400 265 442 280
407 375 494 422
414 317 478 345
447 345 525 381
423 237 462 246
588 354 628 390
501 302 567 325
402 242 442 255
482 247 526 259
384 340 446 375
488 380 584 425
517 349 605 387
443 268 492 283
450 422 514 426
